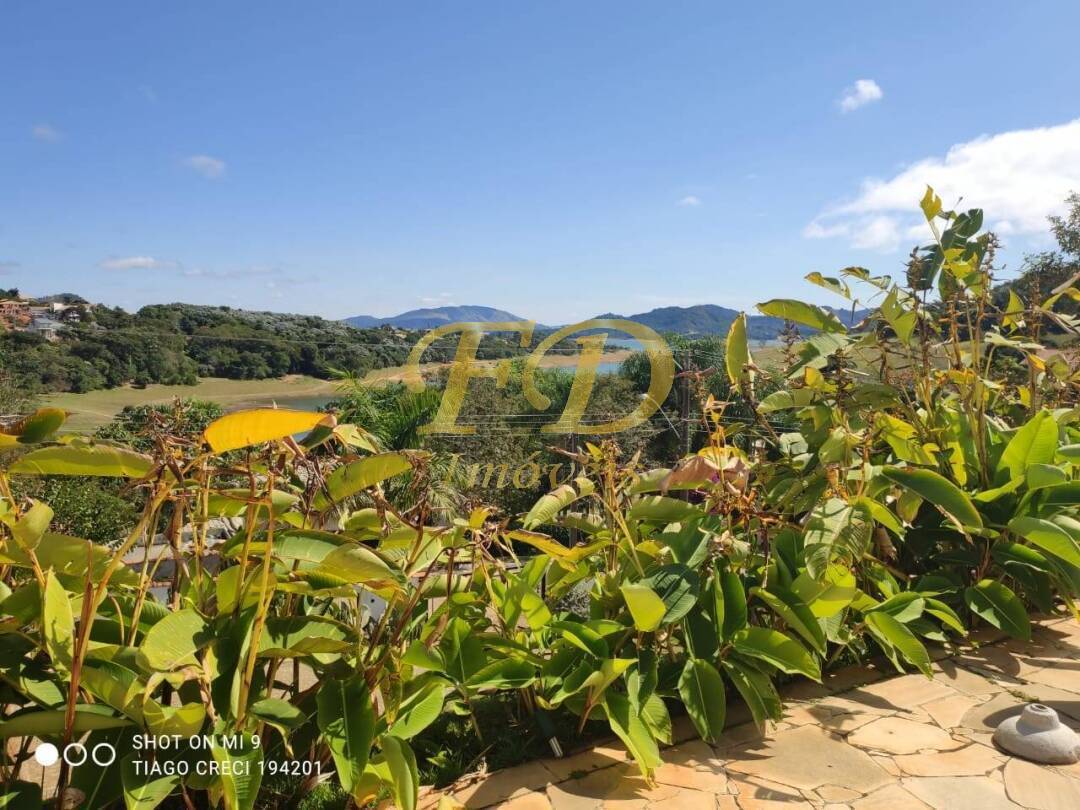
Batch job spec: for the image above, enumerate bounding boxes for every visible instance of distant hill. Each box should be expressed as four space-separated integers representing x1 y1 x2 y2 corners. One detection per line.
594 305 742 335
593 304 871 339
346 303 872 339
344 305 529 330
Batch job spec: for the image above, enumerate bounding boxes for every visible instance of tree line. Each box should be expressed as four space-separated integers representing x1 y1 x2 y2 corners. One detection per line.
0 302 529 397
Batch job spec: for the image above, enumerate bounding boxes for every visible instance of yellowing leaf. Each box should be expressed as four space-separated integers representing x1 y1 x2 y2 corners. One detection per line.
313 543 404 591
804 272 851 299
523 477 595 529
503 530 607 568
881 288 917 343
210 735 263 810
756 299 846 333
1009 516 1080 568
203 408 331 453
313 452 414 510
138 609 212 671
725 313 752 386
122 751 180 809
376 735 419 810
11 500 53 550
504 529 573 558
43 570 74 677
0 707 132 738
0 407 67 444
620 584 666 632
876 413 934 465
1003 289 1026 330
8 443 154 478
920 186 943 221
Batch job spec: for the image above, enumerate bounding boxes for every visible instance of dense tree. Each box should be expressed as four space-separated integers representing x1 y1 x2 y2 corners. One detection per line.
0 302 542 396
992 191 1080 321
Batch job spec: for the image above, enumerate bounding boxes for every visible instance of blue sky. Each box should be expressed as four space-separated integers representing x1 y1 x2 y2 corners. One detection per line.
3 1 1079 323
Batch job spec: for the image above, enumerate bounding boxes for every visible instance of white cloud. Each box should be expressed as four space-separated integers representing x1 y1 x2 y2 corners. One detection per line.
804 119 1080 252
838 79 883 113
851 217 902 251
184 154 226 179
678 195 702 207
802 221 848 240
32 123 62 142
100 255 171 271
802 216 902 251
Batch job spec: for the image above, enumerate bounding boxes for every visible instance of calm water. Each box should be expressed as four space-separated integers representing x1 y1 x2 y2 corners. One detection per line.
268 393 337 412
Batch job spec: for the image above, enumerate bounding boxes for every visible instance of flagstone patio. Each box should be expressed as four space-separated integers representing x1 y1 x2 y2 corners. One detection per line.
423 616 1080 810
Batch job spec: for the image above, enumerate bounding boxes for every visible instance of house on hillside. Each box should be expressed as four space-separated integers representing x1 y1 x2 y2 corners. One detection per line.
0 299 31 330
27 315 63 341
1 297 89 332
55 302 89 322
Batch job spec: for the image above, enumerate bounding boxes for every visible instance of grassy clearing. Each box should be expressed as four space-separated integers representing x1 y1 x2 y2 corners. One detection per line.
42 375 342 432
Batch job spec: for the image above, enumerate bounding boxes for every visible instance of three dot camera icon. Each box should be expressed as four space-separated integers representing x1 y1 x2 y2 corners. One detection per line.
34 741 116 768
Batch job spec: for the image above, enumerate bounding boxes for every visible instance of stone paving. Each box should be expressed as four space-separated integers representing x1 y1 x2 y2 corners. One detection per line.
424 617 1080 810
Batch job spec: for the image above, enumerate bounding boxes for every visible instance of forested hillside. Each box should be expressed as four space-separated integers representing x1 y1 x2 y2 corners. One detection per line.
1 303 442 396
0 301 598 397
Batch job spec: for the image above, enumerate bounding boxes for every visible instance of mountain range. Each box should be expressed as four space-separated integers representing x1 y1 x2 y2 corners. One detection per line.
344 305 525 330
345 303 870 339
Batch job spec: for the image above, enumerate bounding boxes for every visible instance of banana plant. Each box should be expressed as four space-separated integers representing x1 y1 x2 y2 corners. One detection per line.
0 190 1077 807
0 408 454 809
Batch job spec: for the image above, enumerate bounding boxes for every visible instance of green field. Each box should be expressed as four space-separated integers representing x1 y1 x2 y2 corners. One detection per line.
42 375 342 433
